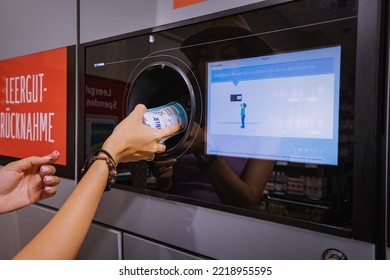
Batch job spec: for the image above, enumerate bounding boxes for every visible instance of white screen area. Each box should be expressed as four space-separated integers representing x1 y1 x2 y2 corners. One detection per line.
206 46 341 165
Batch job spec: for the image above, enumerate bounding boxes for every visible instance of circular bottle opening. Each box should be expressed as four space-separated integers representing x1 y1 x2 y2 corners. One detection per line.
126 61 196 156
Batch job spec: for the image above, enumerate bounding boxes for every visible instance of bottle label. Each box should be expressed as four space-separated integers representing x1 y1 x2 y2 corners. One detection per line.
143 102 188 142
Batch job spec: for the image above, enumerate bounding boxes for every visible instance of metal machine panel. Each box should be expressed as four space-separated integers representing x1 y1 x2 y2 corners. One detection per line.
8 204 122 260
93 188 374 259
123 232 203 260
0 211 19 259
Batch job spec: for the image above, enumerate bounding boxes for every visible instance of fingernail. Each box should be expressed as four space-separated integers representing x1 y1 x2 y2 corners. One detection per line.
44 186 53 191
44 176 53 183
41 166 50 173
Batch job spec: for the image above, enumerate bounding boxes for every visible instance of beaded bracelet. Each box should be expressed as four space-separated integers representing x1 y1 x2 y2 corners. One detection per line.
81 149 117 192
95 148 115 162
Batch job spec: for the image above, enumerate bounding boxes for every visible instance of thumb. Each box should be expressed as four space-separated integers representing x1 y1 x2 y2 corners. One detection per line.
35 151 60 166
132 104 147 121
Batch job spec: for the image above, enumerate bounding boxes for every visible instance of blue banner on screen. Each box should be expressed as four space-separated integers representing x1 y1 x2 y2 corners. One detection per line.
206 46 341 165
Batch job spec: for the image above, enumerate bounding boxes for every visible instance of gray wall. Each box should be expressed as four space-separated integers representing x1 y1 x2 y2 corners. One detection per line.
79 0 268 43
0 0 267 60
0 0 77 60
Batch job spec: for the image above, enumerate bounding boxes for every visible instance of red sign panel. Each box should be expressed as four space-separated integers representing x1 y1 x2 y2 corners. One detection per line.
173 0 206 9
0 47 68 165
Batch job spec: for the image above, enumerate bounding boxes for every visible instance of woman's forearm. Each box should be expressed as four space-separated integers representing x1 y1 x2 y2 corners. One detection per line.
13 160 108 260
199 156 274 209
205 158 256 207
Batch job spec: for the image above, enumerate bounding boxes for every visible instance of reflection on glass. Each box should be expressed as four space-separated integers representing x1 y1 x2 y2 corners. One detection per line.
148 15 275 210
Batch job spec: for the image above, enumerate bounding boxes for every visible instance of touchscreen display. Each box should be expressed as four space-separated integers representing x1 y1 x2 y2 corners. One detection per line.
206 46 341 165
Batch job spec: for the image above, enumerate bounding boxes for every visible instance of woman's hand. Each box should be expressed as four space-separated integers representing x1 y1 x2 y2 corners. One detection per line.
181 121 205 154
148 158 177 191
102 104 181 164
0 151 60 214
